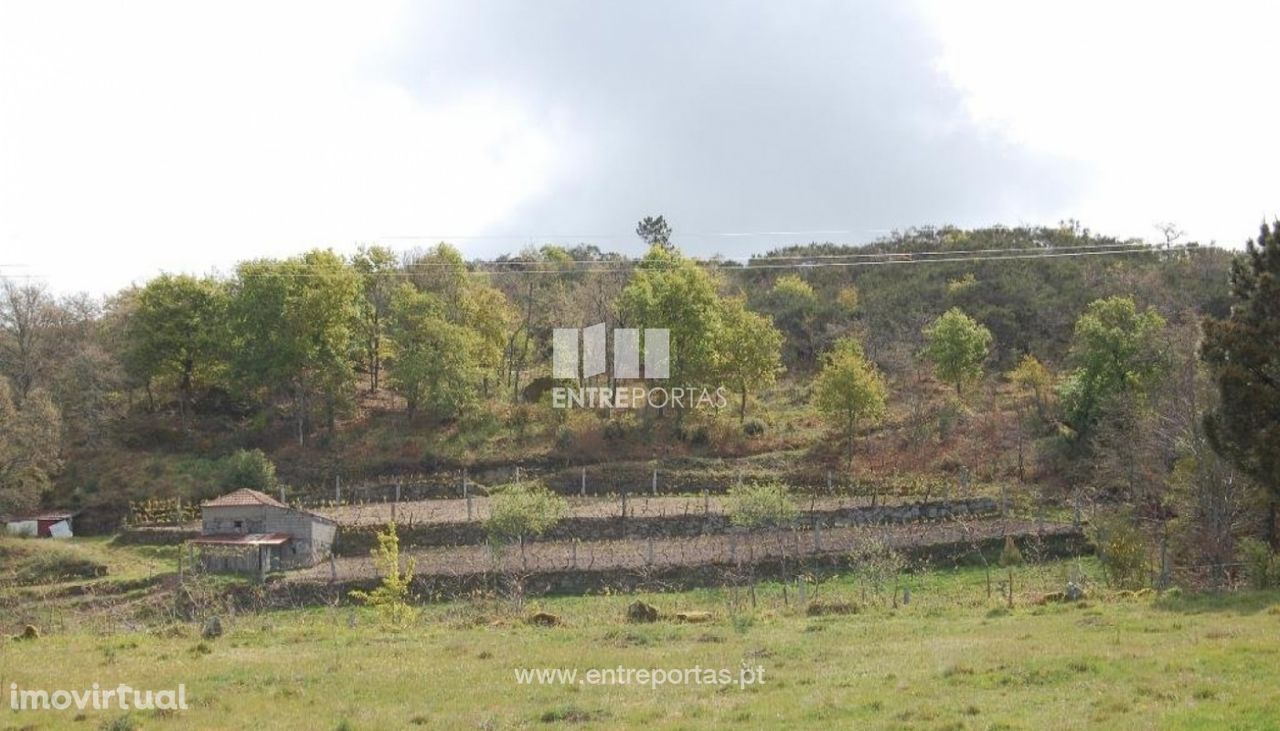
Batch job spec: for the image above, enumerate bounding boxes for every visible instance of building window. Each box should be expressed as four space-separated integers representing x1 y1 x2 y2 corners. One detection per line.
233 520 244 532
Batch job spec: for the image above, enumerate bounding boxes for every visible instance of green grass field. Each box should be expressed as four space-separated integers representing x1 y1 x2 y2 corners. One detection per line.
4 551 1280 731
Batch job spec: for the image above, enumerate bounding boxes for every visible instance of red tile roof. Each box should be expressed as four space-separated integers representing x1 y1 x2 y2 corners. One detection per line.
201 488 289 509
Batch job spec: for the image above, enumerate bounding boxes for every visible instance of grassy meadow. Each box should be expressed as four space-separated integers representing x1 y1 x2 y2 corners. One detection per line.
4 545 1280 731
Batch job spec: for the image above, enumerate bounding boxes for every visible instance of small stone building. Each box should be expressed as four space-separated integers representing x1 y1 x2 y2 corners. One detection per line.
191 488 337 574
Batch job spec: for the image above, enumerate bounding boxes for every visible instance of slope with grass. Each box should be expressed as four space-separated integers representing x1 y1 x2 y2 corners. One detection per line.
3 560 1279 730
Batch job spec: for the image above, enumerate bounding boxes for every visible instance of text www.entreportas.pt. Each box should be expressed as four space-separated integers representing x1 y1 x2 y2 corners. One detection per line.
513 665 765 690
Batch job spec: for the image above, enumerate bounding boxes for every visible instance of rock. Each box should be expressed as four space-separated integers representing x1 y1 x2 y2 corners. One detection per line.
201 616 224 640
1064 582 1085 601
527 612 560 627
15 624 39 641
626 600 659 623
674 611 712 623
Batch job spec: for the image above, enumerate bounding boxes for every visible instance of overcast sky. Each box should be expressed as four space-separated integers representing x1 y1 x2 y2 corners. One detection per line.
2 0 1278 294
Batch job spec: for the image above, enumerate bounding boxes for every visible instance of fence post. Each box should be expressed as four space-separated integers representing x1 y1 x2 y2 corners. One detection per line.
621 486 628 519
335 475 341 504
703 490 710 515
646 537 654 565
515 466 520 485
826 470 832 493
652 468 658 496
1000 483 1008 517
581 467 587 497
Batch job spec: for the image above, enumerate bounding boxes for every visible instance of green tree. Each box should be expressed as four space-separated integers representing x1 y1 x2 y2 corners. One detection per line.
715 296 784 421
1202 221 1280 543
1009 354 1052 420
813 338 888 467
0 380 61 514
385 284 479 420
127 274 227 430
764 274 819 368
349 521 418 626
618 245 722 394
725 479 799 530
1059 296 1167 440
923 307 993 396
351 245 399 393
486 482 567 569
227 250 360 443
635 215 673 250
219 449 277 494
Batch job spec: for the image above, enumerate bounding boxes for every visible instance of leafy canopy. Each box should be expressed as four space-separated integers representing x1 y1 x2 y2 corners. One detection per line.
923 307 993 396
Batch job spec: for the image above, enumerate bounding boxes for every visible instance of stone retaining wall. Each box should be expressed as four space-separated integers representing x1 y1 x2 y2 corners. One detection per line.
251 528 1087 607
332 497 1000 556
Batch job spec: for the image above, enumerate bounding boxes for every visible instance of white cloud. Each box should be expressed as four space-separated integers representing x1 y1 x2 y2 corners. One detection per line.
916 0 1280 245
0 0 562 292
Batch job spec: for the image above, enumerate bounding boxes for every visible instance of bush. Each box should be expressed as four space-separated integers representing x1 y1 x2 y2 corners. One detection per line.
1093 515 1148 589
554 424 576 451
219 449 277 494
999 536 1024 567
1238 538 1277 590
742 417 767 438
725 480 798 530
349 522 418 626
603 419 627 441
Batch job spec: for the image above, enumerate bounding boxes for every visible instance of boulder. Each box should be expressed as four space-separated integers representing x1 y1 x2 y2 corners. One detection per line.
626 600 659 623
201 616 224 640
527 612 560 627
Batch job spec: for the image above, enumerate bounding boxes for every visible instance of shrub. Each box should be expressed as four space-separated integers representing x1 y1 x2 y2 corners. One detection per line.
349 522 418 626
1093 515 1148 589
554 424 575 451
742 417 767 438
603 419 627 440
999 536 1024 567
486 482 568 570
725 480 798 530
1238 538 1277 590
218 449 277 494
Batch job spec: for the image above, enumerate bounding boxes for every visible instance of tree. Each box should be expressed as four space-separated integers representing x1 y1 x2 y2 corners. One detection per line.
715 296 783 421
227 250 360 442
635 215 673 250
618 245 722 394
349 522 418 626
485 482 567 569
1009 354 1052 420
1202 221 1280 543
923 307 992 396
1059 296 1167 440
763 274 820 368
813 338 888 467
128 274 227 430
219 449 277 494
351 245 399 393
725 480 799 606
0 281 57 400
385 284 479 420
0 380 61 514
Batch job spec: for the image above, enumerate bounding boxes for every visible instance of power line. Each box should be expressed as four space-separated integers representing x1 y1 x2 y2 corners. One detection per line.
211 243 1199 277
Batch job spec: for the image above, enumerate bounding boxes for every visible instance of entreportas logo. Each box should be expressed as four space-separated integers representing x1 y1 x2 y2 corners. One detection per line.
551 324 726 409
